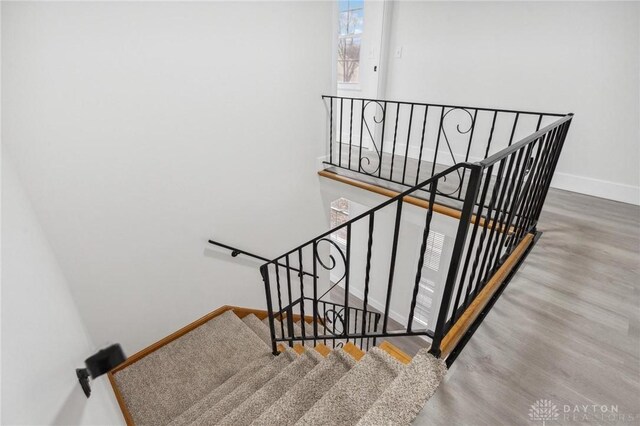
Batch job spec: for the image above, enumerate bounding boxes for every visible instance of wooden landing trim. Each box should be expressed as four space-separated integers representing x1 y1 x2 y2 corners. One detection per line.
378 341 412 365
110 305 322 375
319 169 463 220
111 305 240 374
343 342 366 361
108 305 246 425
108 372 135 426
439 233 534 359
318 169 513 233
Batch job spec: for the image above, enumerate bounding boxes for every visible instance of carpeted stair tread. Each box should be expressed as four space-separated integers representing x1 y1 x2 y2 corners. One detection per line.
266 317 313 347
190 349 298 425
253 348 357 426
299 319 315 337
167 352 274 426
356 348 447 425
112 310 270 425
295 347 404 426
217 350 325 426
242 314 272 347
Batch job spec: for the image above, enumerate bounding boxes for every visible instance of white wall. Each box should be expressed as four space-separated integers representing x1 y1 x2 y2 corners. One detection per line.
2 154 123 425
382 1 640 205
2 1 333 354
319 178 459 331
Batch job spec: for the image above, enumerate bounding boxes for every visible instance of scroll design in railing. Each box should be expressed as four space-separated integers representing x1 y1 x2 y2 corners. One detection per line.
324 95 566 204
314 238 346 287
435 107 476 197
359 100 385 176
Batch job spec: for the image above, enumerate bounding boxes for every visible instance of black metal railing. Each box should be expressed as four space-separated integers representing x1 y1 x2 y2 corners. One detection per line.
274 297 381 350
322 95 565 207
259 97 572 360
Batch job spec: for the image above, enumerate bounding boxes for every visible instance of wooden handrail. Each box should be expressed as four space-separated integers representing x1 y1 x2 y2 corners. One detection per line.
318 170 514 234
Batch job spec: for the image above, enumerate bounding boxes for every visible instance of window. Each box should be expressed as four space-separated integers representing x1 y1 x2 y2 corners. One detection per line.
330 198 350 248
412 231 445 328
337 0 363 84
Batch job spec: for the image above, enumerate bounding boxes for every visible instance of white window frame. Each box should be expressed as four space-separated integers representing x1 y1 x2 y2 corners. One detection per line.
337 1 363 91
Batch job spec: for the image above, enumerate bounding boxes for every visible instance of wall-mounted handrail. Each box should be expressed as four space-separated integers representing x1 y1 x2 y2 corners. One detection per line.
207 240 317 278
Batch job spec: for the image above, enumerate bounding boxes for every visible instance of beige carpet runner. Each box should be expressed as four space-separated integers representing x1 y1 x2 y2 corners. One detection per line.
112 310 447 425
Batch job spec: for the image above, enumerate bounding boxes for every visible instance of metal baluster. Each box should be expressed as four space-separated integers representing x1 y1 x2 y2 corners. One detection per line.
348 99 354 170
339 98 343 168
354 310 359 348
431 108 445 178
361 213 374 350
458 109 478 200
298 249 306 342
402 104 414 185
378 101 387 178
383 200 403 333
260 265 279 355
344 223 351 340
274 262 285 340
415 106 429 186
322 300 327 346
312 242 318 346
507 113 520 147
389 103 401 181
407 181 438 332
358 100 365 173
329 97 333 165
535 114 543 131
484 111 498 158
285 255 294 347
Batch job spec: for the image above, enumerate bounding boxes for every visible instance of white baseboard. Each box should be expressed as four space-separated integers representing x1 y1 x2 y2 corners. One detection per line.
550 172 640 205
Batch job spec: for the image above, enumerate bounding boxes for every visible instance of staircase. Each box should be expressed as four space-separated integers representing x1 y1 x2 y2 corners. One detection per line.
109 307 446 426
108 96 573 425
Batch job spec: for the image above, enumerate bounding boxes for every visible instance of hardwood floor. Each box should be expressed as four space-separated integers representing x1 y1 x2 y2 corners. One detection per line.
323 152 639 423
414 188 640 425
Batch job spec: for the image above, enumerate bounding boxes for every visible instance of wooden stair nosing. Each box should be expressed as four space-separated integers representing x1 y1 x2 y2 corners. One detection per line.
377 341 412 365
342 342 366 361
